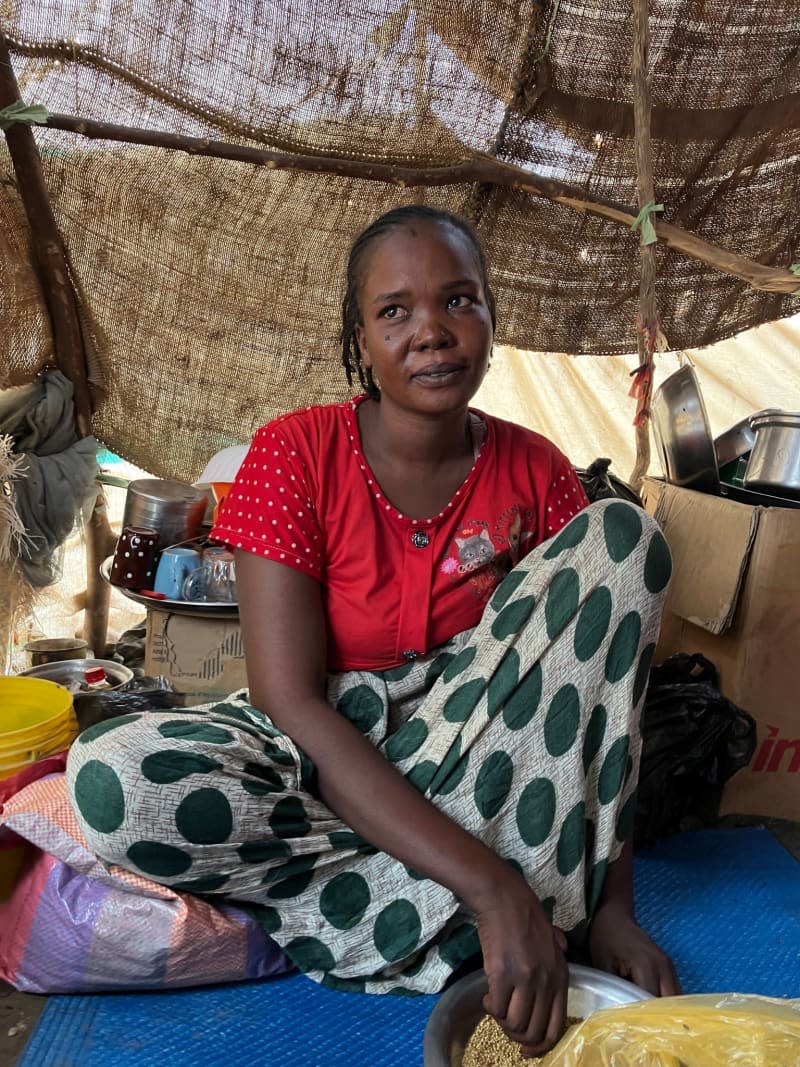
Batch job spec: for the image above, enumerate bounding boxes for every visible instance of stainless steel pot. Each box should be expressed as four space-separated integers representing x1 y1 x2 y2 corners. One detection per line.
122 479 208 548
715 409 782 468
743 410 800 499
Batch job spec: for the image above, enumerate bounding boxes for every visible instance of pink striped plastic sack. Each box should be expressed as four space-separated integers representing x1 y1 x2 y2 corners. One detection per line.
0 773 292 993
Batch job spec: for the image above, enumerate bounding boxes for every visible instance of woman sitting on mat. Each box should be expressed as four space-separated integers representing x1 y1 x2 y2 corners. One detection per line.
67 205 680 1056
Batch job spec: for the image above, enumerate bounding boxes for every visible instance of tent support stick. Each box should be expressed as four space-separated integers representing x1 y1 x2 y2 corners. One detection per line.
40 111 800 296
628 0 658 492
0 40 111 657
0 43 93 436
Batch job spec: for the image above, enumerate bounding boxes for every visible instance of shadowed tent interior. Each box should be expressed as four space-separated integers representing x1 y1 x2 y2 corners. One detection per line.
1 0 799 484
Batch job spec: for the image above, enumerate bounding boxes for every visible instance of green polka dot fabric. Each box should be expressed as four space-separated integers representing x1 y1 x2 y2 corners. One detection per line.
66 499 671 995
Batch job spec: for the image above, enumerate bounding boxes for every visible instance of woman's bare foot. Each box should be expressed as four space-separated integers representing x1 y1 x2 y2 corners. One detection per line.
589 837 681 996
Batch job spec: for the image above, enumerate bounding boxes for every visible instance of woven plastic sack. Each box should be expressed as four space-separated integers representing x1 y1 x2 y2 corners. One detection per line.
0 773 292 993
540 994 800 1066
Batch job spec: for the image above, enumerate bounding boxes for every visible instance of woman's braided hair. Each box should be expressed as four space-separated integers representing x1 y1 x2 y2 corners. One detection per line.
340 205 497 399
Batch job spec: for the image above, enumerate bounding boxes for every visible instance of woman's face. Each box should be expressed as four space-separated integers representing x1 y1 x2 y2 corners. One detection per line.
354 221 493 417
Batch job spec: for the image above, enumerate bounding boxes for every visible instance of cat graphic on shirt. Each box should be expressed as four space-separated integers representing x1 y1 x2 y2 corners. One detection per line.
455 527 494 574
454 524 501 600
442 507 536 601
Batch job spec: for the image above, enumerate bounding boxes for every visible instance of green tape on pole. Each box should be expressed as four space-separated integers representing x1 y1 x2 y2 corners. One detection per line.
630 201 664 247
0 101 49 132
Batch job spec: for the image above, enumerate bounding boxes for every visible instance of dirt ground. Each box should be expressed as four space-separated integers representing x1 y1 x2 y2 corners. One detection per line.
1 816 797 1067
0 985 45 1067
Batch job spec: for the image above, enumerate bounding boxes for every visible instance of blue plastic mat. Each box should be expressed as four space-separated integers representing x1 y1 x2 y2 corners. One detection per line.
18 828 800 1067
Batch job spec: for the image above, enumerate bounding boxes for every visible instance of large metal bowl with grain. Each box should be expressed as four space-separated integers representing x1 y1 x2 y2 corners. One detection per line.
423 964 653 1067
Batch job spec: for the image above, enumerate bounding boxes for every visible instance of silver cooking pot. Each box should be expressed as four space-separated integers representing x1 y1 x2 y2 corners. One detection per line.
122 478 208 548
743 410 800 499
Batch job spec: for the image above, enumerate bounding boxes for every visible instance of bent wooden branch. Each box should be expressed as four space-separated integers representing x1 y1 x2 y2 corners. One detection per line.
42 110 800 297
0 42 112 657
0 66 94 435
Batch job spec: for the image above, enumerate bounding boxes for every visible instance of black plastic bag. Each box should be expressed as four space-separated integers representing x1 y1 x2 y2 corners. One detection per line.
635 652 757 846
576 458 642 507
73 674 184 732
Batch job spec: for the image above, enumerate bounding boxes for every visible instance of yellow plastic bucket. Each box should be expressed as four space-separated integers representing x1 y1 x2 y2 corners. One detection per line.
0 676 79 781
0 676 78 899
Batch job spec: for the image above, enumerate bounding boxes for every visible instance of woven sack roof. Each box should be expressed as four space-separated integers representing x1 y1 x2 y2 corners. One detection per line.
1 1 798 478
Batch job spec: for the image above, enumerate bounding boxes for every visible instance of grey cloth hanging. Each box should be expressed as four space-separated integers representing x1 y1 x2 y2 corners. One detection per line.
0 369 99 586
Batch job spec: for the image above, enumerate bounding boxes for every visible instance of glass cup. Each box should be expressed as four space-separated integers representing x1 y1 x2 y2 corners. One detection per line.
182 548 237 603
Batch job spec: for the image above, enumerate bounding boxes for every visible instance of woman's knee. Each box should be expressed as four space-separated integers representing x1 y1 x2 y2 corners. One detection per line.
581 498 672 591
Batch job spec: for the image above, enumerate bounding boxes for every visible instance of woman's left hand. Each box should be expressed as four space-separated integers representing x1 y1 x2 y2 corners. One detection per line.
589 904 682 996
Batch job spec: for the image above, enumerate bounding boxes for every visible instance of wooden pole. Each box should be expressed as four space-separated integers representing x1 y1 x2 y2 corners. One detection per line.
0 44 93 436
0 40 112 657
628 0 658 492
84 489 121 657
42 110 800 297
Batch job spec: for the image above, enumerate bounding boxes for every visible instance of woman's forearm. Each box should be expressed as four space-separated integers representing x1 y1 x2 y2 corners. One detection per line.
594 834 635 916
284 696 526 914
235 554 533 915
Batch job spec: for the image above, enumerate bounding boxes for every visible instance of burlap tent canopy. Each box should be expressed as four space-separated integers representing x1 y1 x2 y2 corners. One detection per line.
2 0 799 487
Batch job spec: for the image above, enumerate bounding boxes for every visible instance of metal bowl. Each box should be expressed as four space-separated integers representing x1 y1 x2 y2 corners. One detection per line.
423 964 653 1067
651 364 719 493
715 409 782 474
23 637 89 665
714 416 756 469
743 410 800 499
17 658 134 692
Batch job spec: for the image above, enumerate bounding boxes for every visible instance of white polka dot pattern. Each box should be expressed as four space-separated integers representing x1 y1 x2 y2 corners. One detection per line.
212 412 323 578
544 470 588 536
210 396 590 671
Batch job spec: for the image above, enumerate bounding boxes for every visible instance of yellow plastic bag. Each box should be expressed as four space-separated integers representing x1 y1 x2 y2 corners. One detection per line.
540 994 800 1067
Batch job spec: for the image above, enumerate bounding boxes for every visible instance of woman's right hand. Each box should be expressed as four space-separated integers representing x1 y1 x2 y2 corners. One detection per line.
475 876 569 1056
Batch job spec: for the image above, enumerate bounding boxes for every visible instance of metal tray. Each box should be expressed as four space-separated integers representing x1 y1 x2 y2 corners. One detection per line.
100 557 239 617
719 482 800 510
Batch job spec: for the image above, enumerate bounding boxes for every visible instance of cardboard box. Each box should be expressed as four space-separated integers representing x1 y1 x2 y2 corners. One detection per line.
145 607 247 702
641 477 800 821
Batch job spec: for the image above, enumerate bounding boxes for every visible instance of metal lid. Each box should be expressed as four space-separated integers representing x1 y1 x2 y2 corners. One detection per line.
749 410 800 432
127 478 207 504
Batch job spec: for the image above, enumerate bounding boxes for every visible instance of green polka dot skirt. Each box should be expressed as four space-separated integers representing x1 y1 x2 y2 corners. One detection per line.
66 499 671 995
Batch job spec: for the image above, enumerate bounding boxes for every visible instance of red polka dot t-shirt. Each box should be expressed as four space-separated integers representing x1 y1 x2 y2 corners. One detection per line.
212 395 588 671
